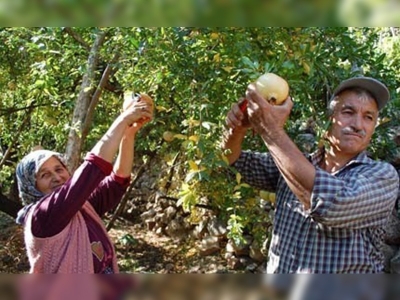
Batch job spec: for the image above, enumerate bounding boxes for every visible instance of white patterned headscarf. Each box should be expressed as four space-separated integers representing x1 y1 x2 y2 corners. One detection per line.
16 150 68 206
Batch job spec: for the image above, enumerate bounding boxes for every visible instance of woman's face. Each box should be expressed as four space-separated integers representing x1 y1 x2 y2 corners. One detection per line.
35 156 70 194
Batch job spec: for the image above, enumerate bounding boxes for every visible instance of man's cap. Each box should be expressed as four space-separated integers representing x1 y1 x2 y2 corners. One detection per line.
332 77 390 110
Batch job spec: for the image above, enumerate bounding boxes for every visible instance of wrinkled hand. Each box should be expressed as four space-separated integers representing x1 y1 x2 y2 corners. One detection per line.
122 98 154 136
225 97 252 132
245 83 293 137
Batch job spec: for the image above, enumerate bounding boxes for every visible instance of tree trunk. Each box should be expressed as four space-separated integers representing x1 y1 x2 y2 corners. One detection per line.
0 191 22 219
64 30 107 172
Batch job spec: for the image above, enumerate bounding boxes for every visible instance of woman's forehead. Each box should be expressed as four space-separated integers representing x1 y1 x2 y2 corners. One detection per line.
37 156 63 172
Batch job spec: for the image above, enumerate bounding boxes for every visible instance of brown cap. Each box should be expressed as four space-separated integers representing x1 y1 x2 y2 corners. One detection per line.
332 77 390 110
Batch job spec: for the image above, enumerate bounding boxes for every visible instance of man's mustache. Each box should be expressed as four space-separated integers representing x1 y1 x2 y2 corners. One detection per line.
342 127 366 137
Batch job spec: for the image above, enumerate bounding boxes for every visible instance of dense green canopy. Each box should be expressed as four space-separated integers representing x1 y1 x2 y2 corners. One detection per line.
0 27 399 244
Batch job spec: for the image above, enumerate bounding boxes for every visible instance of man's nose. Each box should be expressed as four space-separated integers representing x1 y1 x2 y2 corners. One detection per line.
352 114 363 129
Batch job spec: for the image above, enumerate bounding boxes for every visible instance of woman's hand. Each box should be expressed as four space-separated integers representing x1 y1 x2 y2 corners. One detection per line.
122 95 154 136
113 94 154 177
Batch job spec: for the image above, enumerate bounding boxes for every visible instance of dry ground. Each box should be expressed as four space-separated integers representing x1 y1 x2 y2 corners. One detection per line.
0 213 238 274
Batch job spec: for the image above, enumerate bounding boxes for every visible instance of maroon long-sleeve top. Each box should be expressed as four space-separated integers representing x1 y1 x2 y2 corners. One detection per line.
31 153 130 273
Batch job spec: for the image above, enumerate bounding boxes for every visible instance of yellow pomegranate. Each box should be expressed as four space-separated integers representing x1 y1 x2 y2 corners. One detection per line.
123 92 154 112
163 131 175 142
255 73 289 105
8 81 16 90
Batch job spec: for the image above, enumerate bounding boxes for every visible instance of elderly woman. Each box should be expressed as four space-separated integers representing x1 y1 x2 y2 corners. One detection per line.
15 93 153 274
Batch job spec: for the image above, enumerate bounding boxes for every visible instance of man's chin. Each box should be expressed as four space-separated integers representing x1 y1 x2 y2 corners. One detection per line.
339 144 367 155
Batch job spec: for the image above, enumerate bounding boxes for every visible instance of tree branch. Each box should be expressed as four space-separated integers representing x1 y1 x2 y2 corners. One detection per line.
81 50 121 142
0 104 35 169
106 161 148 231
106 141 162 231
0 102 48 115
64 27 91 51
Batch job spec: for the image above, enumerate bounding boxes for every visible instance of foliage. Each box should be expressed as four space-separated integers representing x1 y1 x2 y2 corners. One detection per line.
0 27 399 249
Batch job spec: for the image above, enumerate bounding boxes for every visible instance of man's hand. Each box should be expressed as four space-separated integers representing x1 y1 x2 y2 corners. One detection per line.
225 97 252 132
245 83 293 139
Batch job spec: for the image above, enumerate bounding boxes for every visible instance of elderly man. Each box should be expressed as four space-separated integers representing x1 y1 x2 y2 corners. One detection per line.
222 76 399 274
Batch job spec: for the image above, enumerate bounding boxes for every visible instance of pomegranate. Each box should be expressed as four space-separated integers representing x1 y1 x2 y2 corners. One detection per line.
123 92 154 111
255 73 289 105
162 131 175 142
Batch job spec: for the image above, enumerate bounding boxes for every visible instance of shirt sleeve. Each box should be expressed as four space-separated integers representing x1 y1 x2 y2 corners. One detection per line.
31 153 113 238
309 162 399 229
87 172 130 217
232 150 280 192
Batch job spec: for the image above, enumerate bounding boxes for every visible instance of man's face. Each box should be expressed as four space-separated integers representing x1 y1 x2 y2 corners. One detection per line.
326 90 379 156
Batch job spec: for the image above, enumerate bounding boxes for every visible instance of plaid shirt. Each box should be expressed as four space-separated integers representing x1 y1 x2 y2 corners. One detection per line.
233 147 399 273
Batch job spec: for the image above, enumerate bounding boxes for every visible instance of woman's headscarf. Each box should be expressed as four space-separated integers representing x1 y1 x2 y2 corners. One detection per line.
15 150 68 224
